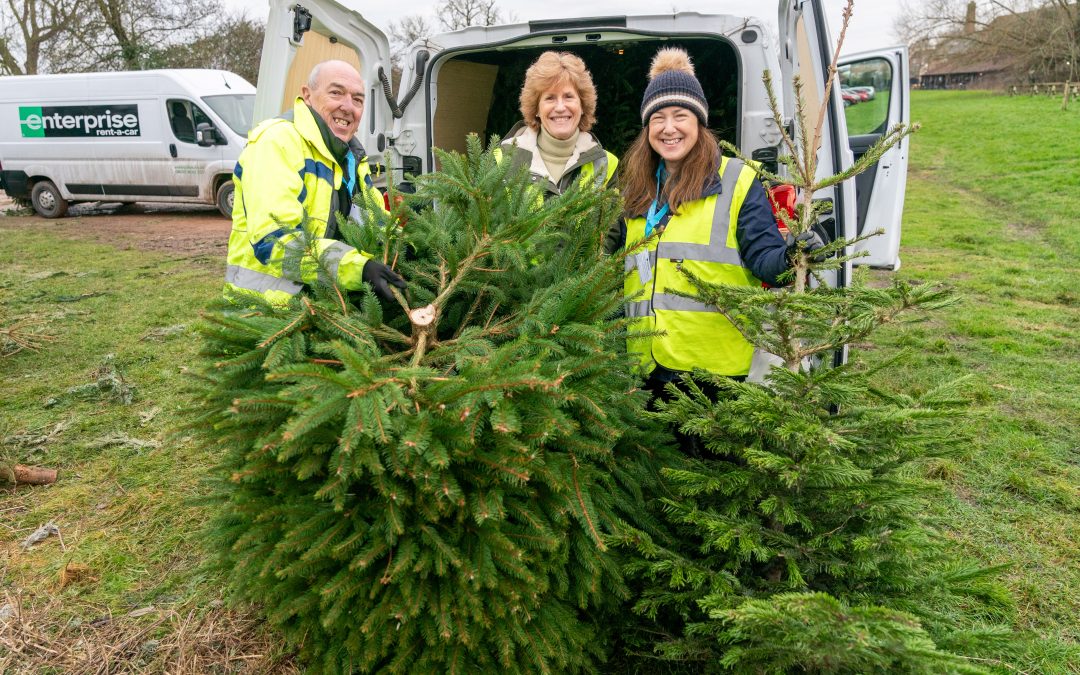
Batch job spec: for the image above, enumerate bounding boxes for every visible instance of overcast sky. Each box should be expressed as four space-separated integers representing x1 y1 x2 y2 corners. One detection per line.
222 0 919 56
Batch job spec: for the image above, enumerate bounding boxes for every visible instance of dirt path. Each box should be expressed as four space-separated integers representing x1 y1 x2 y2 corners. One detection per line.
0 197 230 258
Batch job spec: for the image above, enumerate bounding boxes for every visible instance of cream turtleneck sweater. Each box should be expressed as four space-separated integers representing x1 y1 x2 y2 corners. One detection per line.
536 128 580 184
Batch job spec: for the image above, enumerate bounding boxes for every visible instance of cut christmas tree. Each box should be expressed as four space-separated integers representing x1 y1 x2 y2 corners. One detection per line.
617 2 1015 672
190 136 673 674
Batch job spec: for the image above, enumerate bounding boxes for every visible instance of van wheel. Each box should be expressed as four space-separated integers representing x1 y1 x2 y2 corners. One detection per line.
31 180 68 218
216 181 235 217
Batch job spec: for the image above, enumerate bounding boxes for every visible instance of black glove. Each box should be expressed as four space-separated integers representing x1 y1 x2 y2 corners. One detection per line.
786 229 828 262
361 259 407 302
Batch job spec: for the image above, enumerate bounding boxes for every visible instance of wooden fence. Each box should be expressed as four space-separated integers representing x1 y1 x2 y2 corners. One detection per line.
1010 82 1079 96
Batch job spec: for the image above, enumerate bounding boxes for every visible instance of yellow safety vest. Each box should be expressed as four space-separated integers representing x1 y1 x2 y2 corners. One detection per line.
624 157 761 377
224 98 383 305
496 127 618 198
578 152 619 190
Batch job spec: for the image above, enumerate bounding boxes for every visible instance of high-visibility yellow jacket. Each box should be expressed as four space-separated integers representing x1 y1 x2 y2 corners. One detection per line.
624 156 778 378
224 98 384 305
498 123 618 197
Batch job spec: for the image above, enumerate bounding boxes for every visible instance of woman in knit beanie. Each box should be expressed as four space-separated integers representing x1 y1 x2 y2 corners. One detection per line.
613 47 810 403
499 51 618 198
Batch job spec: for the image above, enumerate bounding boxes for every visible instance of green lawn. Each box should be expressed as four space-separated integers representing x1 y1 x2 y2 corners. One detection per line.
859 90 1080 671
0 235 295 671
844 92 891 135
1 90 1078 672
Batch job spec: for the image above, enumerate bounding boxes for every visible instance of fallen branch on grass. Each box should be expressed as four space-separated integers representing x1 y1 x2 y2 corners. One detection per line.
86 434 159 453
0 317 56 356
2 464 59 485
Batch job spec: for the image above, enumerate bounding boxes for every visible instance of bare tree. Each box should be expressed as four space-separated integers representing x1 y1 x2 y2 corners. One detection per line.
436 0 510 31
37 0 220 72
0 0 82 74
389 13 434 66
897 0 1079 105
156 12 264 84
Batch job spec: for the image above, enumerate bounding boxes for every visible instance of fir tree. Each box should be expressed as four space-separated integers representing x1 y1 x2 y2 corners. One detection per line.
189 136 672 674
617 2 1014 672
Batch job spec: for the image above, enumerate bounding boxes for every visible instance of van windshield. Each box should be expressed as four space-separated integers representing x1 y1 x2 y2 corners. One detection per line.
202 94 255 136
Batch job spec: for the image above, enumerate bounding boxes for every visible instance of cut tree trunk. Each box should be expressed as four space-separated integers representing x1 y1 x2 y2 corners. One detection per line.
10 464 58 485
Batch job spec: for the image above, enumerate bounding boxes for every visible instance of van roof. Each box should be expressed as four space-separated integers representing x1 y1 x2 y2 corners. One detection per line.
422 11 771 51
0 69 254 98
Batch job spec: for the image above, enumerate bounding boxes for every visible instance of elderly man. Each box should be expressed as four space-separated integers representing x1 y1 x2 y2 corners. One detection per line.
224 59 405 305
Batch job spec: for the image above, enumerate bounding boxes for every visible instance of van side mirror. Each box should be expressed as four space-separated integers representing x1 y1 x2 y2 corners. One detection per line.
196 122 221 146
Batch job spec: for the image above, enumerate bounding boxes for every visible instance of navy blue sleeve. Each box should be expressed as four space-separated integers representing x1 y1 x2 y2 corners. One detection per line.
603 217 627 254
735 179 790 286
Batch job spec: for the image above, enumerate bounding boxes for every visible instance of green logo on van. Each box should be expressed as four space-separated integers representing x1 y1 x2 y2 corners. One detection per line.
19 104 140 138
19 107 45 137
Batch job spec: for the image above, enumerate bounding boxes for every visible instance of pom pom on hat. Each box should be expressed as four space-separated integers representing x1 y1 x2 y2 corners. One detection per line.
640 47 708 126
649 47 696 80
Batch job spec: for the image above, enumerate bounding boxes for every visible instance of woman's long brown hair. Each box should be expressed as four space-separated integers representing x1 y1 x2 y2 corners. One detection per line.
620 122 721 218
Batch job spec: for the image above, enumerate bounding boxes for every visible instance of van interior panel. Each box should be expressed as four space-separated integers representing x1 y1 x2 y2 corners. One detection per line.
282 31 363 115
432 38 739 160
431 61 499 154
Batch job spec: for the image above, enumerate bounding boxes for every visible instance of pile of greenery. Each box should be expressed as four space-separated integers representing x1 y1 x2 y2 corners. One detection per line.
192 18 1018 662
190 137 672 673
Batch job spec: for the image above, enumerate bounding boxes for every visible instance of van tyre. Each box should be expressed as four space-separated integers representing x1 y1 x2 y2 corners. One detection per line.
31 181 68 218
216 181 235 218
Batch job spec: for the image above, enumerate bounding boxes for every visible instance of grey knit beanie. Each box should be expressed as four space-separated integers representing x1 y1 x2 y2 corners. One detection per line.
639 47 708 126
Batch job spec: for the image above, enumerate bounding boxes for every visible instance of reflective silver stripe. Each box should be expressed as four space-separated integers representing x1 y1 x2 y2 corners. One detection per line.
656 159 745 265
624 248 658 273
317 241 352 286
225 264 303 295
625 299 653 318
652 293 720 313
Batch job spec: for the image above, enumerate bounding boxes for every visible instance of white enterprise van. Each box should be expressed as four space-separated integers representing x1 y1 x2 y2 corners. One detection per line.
0 69 254 218
253 0 909 271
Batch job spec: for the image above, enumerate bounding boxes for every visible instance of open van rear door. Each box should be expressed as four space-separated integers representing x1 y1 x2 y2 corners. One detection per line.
254 0 392 164
777 0 857 288
839 46 910 270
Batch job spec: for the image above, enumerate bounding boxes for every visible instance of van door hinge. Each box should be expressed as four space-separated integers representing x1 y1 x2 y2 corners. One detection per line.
292 5 312 44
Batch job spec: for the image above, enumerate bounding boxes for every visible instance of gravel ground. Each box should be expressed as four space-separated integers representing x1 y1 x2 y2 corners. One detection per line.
0 196 231 259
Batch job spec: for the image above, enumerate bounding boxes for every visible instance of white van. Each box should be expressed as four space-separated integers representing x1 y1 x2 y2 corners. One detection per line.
0 69 255 218
252 0 909 271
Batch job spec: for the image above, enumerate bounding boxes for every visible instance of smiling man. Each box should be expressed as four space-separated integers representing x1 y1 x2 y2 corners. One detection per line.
224 60 405 306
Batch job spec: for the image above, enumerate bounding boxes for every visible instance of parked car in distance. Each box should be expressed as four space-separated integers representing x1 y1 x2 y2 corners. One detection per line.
841 89 861 106
848 85 876 100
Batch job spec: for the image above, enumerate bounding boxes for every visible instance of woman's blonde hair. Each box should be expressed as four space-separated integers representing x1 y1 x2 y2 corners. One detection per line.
620 119 721 217
519 51 597 132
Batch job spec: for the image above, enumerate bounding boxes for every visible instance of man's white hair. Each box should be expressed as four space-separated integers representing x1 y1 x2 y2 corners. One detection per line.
307 62 324 90
307 60 361 89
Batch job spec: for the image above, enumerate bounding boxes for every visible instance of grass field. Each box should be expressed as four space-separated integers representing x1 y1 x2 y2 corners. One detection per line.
843 92 890 135
0 240 295 671
863 90 1080 671
1 90 1078 672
